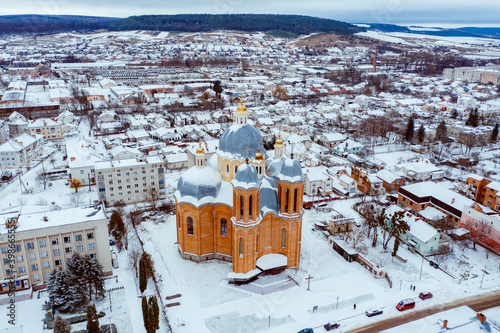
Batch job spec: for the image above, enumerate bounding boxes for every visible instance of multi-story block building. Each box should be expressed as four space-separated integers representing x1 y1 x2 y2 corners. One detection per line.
465 175 500 212
0 133 44 169
28 118 63 140
0 205 112 293
95 156 166 205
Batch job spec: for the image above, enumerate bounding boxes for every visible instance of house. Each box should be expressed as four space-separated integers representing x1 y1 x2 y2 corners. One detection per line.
460 204 500 253
376 169 405 192
398 181 474 225
303 166 333 197
404 218 451 255
165 152 188 170
328 210 356 234
350 166 383 194
0 133 44 169
394 160 443 181
28 118 63 140
465 175 500 212
332 139 363 157
0 206 113 293
319 132 346 148
66 138 109 186
109 146 142 160
338 174 357 196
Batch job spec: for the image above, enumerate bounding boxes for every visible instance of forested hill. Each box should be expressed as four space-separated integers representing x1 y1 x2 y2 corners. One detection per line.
0 15 121 36
108 14 364 35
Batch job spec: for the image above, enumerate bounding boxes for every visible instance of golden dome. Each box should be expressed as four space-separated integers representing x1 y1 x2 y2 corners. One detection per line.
254 148 264 161
236 99 247 113
196 142 205 154
275 134 283 146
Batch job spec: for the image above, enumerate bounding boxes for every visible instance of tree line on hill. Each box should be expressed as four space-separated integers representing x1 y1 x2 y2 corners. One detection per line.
108 14 364 35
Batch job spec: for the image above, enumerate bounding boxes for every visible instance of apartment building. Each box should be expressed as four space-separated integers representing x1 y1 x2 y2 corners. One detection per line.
0 205 112 293
28 118 63 140
95 156 166 205
465 175 500 212
0 133 44 169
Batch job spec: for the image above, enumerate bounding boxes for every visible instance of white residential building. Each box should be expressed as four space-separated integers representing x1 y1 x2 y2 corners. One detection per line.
0 133 44 169
95 156 166 205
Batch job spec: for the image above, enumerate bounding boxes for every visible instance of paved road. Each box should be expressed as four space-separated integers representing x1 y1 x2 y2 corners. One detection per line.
345 290 500 333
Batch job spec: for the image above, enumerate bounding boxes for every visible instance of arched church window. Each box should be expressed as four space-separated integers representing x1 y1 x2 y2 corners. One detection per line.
240 195 244 220
226 164 229 174
221 218 227 237
294 188 298 212
239 237 244 257
235 165 238 174
285 189 289 212
249 195 253 220
187 217 193 235
282 228 286 248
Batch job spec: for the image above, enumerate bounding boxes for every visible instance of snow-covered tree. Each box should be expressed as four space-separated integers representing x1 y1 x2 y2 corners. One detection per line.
53 315 71 333
148 295 160 332
86 303 99 333
47 269 72 313
85 256 105 300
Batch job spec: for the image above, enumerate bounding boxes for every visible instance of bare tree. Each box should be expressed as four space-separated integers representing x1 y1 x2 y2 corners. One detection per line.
70 191 82 207
462 218 489 250
146 186 159 210
128 249 141 277
37 170 50 190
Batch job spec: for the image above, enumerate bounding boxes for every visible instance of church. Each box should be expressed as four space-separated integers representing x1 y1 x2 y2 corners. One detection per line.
175 101 305 278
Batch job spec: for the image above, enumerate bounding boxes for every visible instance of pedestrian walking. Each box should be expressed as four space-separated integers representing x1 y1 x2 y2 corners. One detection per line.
410 284 412 290
354 304 356 310
413 285 415 291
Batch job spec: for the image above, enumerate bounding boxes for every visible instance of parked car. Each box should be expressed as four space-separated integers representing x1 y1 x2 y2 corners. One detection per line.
396 299 415 311
433 263 439 269
298 329 314 333
365 308 383 317
324 321 340 331
429 261 435 267
419 292 433 300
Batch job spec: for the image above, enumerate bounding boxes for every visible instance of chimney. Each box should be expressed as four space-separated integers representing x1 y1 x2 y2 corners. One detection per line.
443 320 448 328
451 198 455 204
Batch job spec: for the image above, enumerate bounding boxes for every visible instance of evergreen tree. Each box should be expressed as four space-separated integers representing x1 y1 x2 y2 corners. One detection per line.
212 80 223 99
66 253 89 310
148 296 160 332
435 120 448 142
47 269 72 313
491 123 499 142
404 117 414 142
417 124 425 143
142 296 150 332
139 258 147 293
53 315 71 333
86 303 99 333
465 108 479 127
140 252 155 280
84 255 105 300
450 109 458 119
109 210 126 250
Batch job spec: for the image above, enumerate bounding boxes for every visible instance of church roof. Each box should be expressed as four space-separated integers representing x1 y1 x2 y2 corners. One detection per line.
218 123 266 160
176 166 222 203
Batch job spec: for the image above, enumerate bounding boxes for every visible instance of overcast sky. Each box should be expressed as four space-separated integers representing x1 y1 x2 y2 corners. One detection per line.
2 0 500 26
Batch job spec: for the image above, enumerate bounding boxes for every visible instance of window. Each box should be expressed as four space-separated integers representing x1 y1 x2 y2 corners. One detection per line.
31 264 38 271
226 164 229 173
187 217 194 235
285 189 289 212
282 228 287 248
63 236 71 243
15 245 21 252
221 218 227 237
33 274 40 282
3 258 9 265
53 249 60 256
43 262 50 269
55 260 61 266
235 165 238 174
1 247 7 254
249 195 253 220
41 251 48 258
239 238 244 257
52 238 59 245
294 188 298 212
236 195 242 220
75 235 82 242
65 247 72 254
29 253 36 260
87 233 94 239
26 242 35 250
18 266 26 273
88 243 95 250
16 255 23 262
39 240 47 247
45 273 50 280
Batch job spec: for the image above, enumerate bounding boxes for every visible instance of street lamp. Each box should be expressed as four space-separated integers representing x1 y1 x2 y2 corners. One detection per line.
419 242 428 280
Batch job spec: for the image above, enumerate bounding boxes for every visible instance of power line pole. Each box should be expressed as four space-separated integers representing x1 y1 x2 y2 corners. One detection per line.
305 274 313 291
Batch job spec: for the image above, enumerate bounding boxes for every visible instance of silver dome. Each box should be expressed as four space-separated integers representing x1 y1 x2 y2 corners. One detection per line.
277 159 304 183
235 163 258 184
219 124 266 159
177 166 222 200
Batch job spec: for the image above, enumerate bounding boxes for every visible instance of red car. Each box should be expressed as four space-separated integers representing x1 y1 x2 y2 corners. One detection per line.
419 292 433 300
